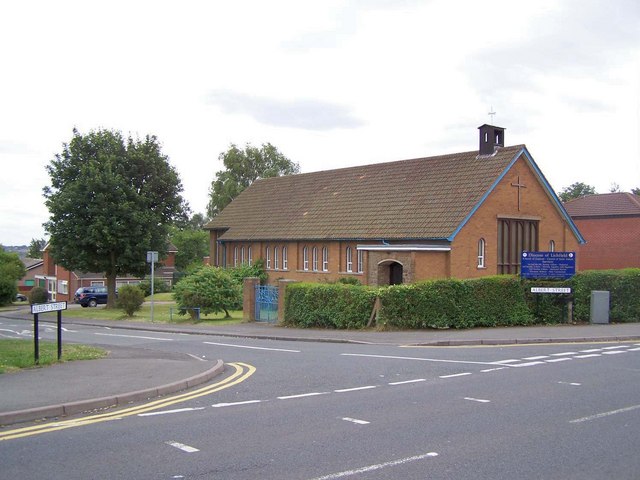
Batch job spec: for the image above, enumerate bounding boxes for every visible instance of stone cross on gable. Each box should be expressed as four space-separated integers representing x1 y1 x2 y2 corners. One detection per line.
511 175 526 211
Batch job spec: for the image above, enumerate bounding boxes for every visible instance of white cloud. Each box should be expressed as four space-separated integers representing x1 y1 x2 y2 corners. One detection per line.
1 0 638 245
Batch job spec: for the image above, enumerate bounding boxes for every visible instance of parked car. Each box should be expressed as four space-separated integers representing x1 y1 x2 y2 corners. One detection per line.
15 293 28 302
74 286 109 307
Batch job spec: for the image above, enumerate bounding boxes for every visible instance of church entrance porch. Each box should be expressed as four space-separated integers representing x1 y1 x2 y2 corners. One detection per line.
376 260 405 286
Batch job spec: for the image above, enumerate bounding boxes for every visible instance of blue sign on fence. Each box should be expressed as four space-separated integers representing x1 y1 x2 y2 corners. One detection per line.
521 251 576 280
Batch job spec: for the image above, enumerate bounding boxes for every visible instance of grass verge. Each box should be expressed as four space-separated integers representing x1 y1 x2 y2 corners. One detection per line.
0 339 107 374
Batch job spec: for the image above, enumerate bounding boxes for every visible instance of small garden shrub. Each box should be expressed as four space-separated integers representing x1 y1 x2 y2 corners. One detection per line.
116 285 145 317
0 276 16 306
28 286 48 305
138 277 171 297
173 266 241 319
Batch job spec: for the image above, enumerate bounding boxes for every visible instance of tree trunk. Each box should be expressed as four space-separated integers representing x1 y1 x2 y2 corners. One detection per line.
106 271 118 309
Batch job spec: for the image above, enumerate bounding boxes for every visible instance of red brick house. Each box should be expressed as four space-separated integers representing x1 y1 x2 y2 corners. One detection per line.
33 244 178 302
563 192 640 270
205 125 584 286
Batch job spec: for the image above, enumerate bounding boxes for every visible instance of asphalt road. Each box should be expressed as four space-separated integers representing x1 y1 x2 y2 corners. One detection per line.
2 322 639 479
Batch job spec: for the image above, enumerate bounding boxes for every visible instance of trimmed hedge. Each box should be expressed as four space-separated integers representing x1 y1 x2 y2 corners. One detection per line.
377 276 533 329
283 283 377 329
572 269 640 322
281 269 640 330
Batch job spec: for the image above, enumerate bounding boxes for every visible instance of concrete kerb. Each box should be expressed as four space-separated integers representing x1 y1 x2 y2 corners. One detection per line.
0 360 224 427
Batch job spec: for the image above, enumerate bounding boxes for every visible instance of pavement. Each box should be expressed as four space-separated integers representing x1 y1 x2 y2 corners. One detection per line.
1 308 640 426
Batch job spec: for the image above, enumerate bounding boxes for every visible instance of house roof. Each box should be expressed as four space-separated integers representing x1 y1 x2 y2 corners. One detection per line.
206 144 581 243
564 193 640 218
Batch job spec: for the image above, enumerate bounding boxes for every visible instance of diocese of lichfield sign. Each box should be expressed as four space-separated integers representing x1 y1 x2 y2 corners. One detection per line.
521 252 576 280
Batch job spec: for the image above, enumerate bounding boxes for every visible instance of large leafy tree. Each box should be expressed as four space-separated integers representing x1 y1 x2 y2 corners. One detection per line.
170 226 209 271
207 142 299 217
44 129 186 308
558 182 597 202
27 238 47 258
0 247 26 306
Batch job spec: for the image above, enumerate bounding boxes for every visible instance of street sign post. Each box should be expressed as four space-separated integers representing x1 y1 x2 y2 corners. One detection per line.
146 251 158 323
31 301 67 364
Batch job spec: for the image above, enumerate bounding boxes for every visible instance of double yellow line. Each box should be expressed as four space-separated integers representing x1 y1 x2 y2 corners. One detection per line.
0 362 255 442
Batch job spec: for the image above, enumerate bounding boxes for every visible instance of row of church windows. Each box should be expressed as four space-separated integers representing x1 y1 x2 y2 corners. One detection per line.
232 245 363 273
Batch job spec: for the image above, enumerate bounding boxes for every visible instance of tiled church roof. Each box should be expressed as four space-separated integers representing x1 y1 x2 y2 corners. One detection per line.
564 193 640 218
206 145 526 241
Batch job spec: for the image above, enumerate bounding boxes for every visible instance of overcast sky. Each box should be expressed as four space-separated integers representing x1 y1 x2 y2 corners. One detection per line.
1 0 638 246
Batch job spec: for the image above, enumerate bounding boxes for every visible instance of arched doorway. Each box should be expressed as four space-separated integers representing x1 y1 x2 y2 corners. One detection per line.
377 260 404 286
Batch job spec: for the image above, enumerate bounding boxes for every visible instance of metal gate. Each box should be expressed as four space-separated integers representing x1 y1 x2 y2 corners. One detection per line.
255 285 278 323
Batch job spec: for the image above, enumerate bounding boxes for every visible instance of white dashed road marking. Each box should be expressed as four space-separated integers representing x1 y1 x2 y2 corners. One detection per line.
335 386 377 393
464 397 491 403
166 441 199 453
307 452 438 480
342 417 370 425
212 400 263 408
203 341 300 353
439 372 472 379
570 404 640 424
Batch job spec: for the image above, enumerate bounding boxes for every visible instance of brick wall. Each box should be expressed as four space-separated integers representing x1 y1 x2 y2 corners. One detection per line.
573 216 640 269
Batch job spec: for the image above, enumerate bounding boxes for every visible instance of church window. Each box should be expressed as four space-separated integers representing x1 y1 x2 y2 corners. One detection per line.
283 246 288 270
497 219 539 274
312 247 319 271
266 247 271 269
549 240 555 252
303 246 309 271
477 238 486 268
357 249 363 273
346 246 353 273
322 247 329 272
248 246 252 265
233 246 238 267
241 246 246 265
274 246 279 270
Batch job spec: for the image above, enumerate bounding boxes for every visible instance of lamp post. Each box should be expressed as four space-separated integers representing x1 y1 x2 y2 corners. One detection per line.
146 251 158 322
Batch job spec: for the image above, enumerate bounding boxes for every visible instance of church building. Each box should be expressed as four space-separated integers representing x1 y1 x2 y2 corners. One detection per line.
205 125 584 286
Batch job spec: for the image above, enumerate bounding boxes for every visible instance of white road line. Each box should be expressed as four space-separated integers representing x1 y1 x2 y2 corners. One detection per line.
166 441 200 453
307 452 438 480
212 400 263 408
570 404 640 424
602 351 626 355
464 397 491 403
558 382 581 386
203 341 300 353
388 379 426 385
480 367 508 372
94 333 173 341
342 417 370 425
138 408 205 417
551 352 578 356
439 372 472 379
493 359 521 364
602 345 627 350
628 348 640 352
187 353 207 362
545 358 572 363
523 356 549 360
278 392 330 400
512 361 546 367
574 354 601 359
335 386 377 393
341 353 499 366
580 349 602 353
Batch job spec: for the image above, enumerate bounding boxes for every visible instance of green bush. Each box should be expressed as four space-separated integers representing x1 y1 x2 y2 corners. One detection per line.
116 285 145 317
138 277 171 296
337 277 362 286
227 259 268 285
283 283 376 329
521 279 572 323
28 286 48 305
173 266 241 319
0 275 16 306
572 269 640 322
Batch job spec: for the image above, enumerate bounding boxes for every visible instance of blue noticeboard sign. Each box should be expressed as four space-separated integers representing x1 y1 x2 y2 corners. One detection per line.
521 251 576 280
